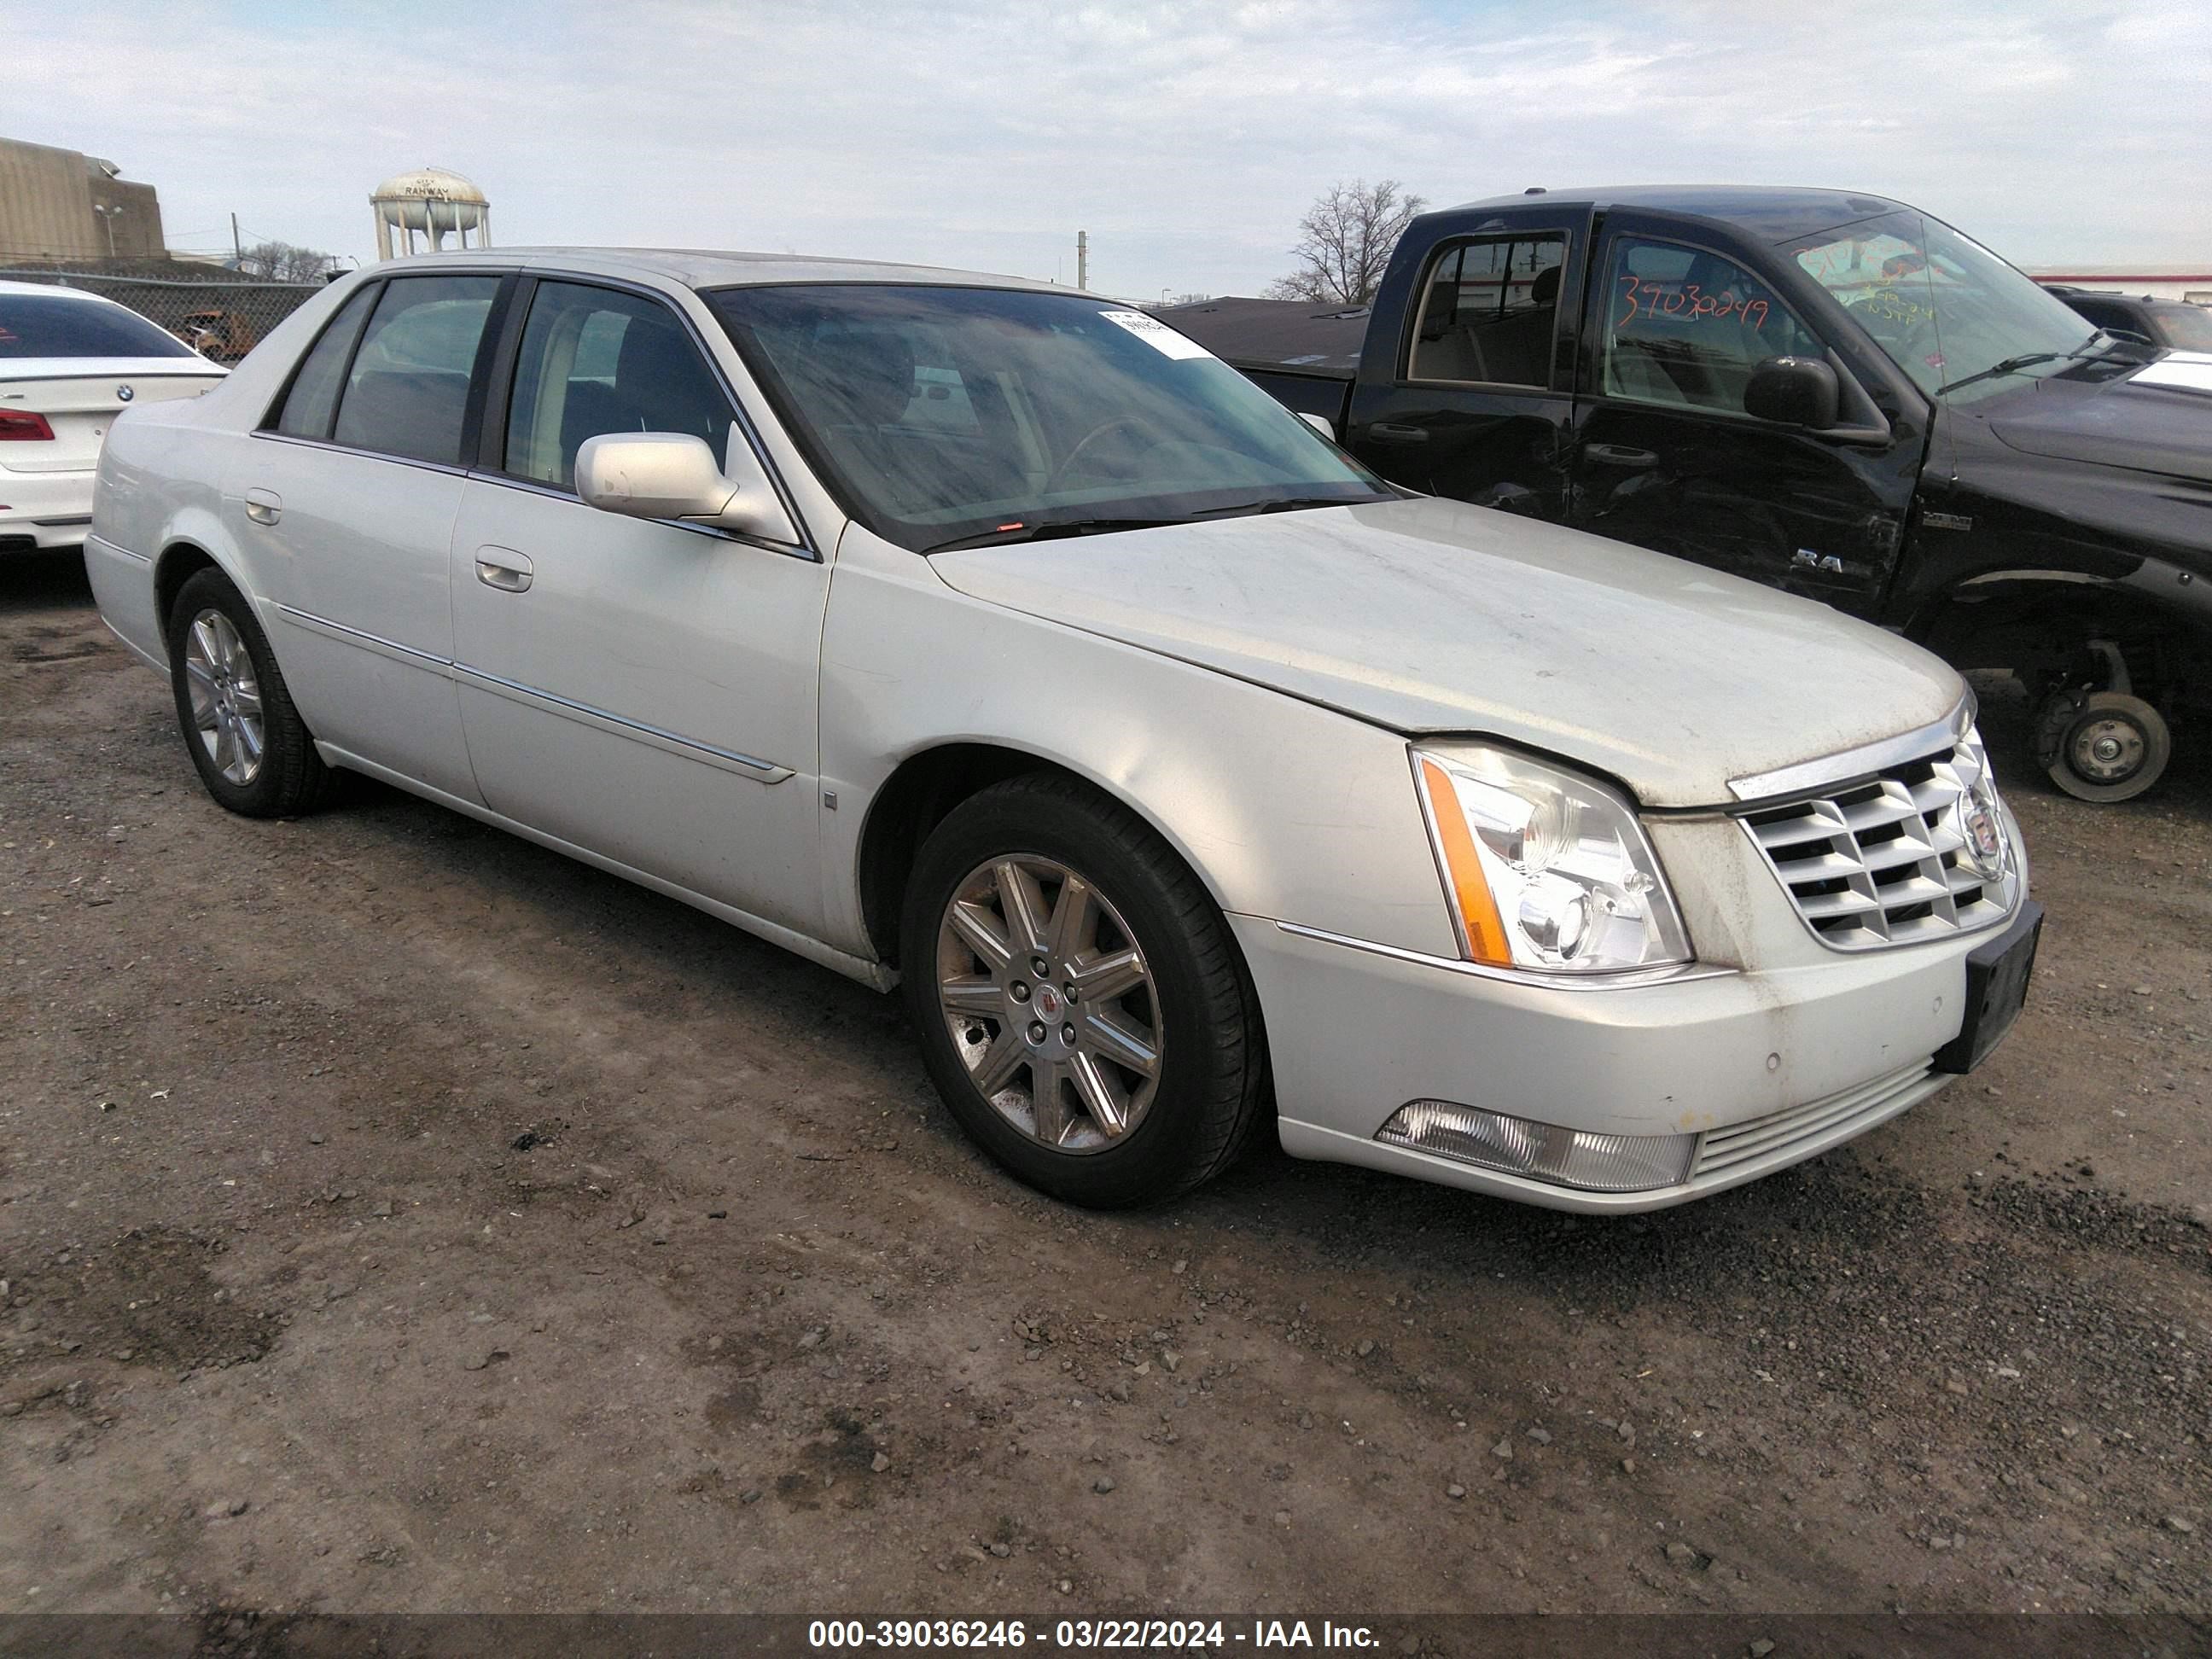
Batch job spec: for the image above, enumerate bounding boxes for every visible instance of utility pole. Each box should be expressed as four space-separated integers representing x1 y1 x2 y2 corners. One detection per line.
1076 230 1087 292
231 213 242 265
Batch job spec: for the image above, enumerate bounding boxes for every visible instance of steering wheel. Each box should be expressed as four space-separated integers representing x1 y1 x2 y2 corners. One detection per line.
1045 417 1161 492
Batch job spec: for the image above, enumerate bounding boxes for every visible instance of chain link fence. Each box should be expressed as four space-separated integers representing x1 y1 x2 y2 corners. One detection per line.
0 264 324 363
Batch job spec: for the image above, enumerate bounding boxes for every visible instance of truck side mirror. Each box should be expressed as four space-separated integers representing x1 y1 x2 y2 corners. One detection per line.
1744 356 1841 430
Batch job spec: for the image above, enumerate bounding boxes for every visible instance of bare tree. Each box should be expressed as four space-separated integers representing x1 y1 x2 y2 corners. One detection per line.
234 240 335 282
1263 179 1428 306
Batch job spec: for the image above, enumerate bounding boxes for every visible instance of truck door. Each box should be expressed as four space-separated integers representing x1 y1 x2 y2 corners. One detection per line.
1567 215 1924 616
1346 207 1592 521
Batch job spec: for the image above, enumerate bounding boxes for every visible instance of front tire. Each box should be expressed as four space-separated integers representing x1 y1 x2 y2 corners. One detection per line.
899 775 1267 1208
166 568 334 818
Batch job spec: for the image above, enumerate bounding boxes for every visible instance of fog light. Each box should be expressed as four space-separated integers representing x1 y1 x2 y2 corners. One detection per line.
1376 1100 1697 1193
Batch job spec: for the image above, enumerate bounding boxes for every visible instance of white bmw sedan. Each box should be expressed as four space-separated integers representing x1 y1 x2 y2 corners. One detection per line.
85 250 2039 1211
1 279 224 556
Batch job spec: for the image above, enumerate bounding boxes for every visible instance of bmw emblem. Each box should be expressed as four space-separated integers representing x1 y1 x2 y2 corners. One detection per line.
116 384 134 402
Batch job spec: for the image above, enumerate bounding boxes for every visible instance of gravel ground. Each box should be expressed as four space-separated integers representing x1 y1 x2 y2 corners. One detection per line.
3 550 2209 1633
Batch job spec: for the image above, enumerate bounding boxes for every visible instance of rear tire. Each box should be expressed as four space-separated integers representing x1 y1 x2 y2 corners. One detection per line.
899 774 1267 1208
2036 689 2171 803
166 567 335 818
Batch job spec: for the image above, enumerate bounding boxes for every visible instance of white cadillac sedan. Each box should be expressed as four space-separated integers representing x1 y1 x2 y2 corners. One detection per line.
1 279 225 556
84 250 2040 1211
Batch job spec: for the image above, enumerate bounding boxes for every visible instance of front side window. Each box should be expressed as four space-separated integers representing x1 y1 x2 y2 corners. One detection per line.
1406 235 1565 387
1598 237 1825 415
330 276 499 465
707 284 1388 553
504 282 733 488
1790 212 2098 403
0 291 195 360
271 283 378 439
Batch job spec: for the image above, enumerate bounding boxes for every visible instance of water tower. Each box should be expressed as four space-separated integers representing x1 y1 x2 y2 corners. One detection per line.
370 167 491 259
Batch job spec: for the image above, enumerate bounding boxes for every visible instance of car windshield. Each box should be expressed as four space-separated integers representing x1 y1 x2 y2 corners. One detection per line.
1788 211 2098 404
2151 304 2212 352
707 284 1389 551
0 291 196 360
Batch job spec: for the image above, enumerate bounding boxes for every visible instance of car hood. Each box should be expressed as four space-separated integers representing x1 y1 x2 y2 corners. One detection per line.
928 496 1962 808
1983 351 2212 483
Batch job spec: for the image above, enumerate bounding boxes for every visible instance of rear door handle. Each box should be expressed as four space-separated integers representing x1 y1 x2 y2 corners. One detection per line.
1367 422 1429 443
243 488 282 525
1584 444 1659 469
474 547 533 593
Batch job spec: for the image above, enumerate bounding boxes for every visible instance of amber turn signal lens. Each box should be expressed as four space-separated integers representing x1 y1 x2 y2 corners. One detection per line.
1418 757 1514 967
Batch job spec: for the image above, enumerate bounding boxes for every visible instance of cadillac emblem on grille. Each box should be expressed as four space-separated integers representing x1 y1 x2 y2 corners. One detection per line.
1737 731 2017 951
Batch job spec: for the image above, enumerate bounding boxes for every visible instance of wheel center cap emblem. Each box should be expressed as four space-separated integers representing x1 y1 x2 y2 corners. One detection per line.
1034 986 1062 1018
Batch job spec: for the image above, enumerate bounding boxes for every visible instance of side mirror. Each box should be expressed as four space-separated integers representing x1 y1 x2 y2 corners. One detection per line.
1299 411 1337 442
1744 356 1841 430
2104 328 2156 346
574 432 796 543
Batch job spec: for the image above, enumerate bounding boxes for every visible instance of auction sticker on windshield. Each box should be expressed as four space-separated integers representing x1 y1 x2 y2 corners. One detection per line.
1098 309 1213 359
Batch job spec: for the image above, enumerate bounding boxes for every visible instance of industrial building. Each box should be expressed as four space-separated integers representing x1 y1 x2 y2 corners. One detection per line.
0 136 167 261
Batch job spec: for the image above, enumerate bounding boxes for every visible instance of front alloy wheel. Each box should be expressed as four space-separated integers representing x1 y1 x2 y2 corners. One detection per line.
900 774 1267 1208
935 854 1163 1153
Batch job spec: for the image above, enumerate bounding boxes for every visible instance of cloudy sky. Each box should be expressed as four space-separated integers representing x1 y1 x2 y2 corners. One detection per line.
15 0 2211 295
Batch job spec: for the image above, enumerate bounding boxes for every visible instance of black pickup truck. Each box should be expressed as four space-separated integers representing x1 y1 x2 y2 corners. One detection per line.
1174 187 2212 801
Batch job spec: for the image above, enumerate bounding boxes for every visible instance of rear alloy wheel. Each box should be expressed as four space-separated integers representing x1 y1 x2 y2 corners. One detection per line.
166 567 335 818
900 775 1267 1208
2037 689 2172 803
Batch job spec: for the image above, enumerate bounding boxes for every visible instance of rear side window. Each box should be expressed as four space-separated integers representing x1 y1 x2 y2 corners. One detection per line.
0 291 195 359
503 281 732 488
1598 237 1825 416
1406 235 1566 387
331 276 500 466
271 284 378 439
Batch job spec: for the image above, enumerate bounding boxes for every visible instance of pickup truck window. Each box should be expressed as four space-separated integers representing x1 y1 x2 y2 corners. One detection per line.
708 284 1388 553
1790 211 2097 404
1407 235 1564 387
504 281 732 489
1598 238 1822 416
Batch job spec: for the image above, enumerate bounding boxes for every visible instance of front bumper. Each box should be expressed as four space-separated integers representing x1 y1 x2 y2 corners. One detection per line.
1232 899 2023 1214
0 466 95 550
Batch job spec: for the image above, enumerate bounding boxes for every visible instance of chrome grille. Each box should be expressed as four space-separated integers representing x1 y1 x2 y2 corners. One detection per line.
1692 1062 1936 1179
1738 730 2018 952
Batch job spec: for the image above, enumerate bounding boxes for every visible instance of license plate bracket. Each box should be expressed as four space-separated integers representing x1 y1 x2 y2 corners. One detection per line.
1934 900 2043 1074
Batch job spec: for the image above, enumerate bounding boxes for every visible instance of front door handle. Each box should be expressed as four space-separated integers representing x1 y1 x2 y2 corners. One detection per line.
1584 444 1659 469
243 488 282 525
474 547 533 593
1367 422 1430 444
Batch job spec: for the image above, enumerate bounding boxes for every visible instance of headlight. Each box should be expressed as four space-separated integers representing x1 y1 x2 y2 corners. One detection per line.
1412 744 1691 974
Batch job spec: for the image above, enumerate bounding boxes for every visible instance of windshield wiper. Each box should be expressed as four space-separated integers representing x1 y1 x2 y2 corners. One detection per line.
1937 352 2063 396
1188 495 1377 520
924 516 1177 553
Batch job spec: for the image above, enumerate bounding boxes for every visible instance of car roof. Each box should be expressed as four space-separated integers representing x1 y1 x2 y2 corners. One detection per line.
1444 184 1915 242
367 247 1071 295
0 277 124 303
